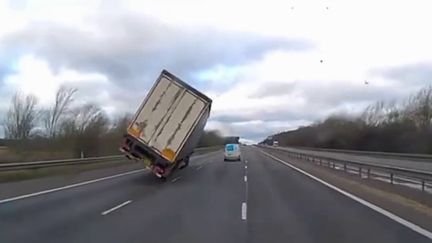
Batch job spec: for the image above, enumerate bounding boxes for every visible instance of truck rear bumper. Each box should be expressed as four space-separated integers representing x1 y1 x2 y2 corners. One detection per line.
120 134 158 161
120 134 178 177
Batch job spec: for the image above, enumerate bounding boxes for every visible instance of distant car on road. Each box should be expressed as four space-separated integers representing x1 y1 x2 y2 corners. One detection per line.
273 141 279 146
224 143 241 161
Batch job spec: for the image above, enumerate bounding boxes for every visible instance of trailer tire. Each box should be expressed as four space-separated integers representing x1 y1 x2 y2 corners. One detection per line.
179 156 190 170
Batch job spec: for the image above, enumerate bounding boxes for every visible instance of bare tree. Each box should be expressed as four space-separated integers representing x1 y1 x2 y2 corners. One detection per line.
361 101 386 126
110 114 132 133
3 93 39 140
405 86 432 129
60 103 107 136
58 103 109 157
74 104 105 134
43 86 77 138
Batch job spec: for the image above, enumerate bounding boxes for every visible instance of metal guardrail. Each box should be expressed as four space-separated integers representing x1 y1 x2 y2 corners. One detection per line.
0 146 222 172
262 146 432 192
0 155 125 171
292 146 432 161
193 145 223 153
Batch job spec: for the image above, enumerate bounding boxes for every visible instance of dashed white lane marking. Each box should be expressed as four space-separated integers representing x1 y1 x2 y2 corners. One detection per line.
245 160 248 164
244 176 247 182
102 200 132 216
259 150 432 240
0 169 146 204
171 177 181 182
245 165 248 169
241 202 247 220
196 165 203 171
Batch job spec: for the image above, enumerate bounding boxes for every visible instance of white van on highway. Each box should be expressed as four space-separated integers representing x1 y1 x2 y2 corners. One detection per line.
224 144 241 161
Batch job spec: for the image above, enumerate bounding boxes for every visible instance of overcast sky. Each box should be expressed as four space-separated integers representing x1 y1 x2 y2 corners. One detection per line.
1 0 431 143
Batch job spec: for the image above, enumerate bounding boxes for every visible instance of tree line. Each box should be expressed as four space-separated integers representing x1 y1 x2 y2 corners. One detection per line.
2 87 224 160
263 86 432 154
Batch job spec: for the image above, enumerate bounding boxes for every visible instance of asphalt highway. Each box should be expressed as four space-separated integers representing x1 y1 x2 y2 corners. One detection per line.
0 147 431 243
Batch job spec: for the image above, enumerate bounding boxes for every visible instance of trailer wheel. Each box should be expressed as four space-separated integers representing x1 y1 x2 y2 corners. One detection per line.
179 156 190 170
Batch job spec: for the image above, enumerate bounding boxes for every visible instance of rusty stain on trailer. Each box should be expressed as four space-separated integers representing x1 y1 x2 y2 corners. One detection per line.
167 98 198 147
135 120 148 138
153 90 187 145
152 81 172 112
151 88 185 143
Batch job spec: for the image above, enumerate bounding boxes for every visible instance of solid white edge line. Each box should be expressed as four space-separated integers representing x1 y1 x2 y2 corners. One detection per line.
0 169 146 204
259 150 432 240
241 202 247 220
102 200 132 216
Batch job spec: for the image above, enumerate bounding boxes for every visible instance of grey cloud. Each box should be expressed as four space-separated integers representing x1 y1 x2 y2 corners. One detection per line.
250 82 297 98
231 127 274 142
250 80 409 107
62 80 145 117
302 82 401 106
372 63 432 85
0 12 313 140
211 120 290 142
213 109 317 124
214 80 415 141
1 13 312 89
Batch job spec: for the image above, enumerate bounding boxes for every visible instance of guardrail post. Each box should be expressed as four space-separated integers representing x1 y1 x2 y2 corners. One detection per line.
343 163 347 172
390 173 394 184
359 167 362 177
367 168 370 178
332 162 335 169
422 180 425 191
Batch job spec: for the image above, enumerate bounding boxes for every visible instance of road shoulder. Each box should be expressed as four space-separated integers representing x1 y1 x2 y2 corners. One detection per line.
260 147 432 233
